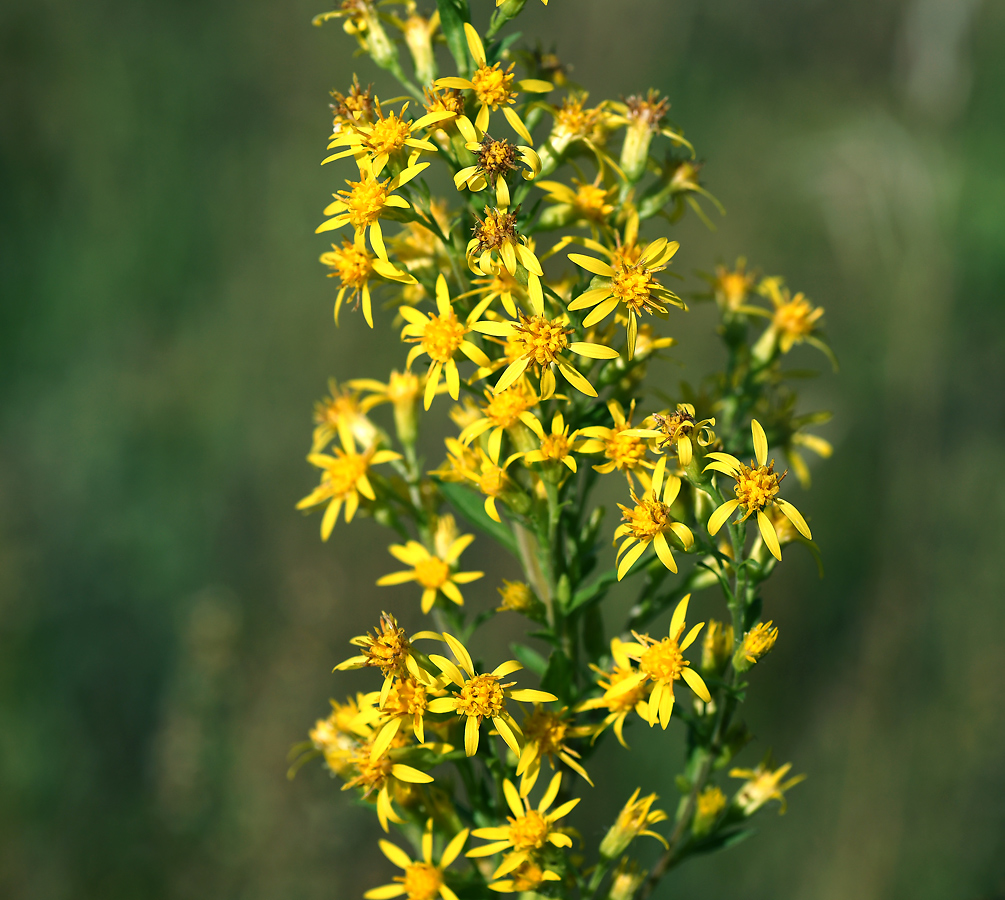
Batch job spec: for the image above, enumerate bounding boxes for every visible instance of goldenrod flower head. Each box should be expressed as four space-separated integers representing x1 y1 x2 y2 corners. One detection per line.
705 419 811 560
488 857 562 894
538 177 616 229
496 580 538 614
734 621 779 673
468 773 578 876
608 859 646 900
307 692 380 775
377 532 483 614
453 447 524 522
329 75 375 132
366 819 469 900
516 705 593 795
579 399 654 485
427 633 557 756
577 637 652 747
568 238 683 358
422 85 466 125
297 432 402 540
701 619 735 676
613 456 694 580
454 136 541 205
619 595 711 729
342 734 434 832
730 757 805 815
320 239 417 327
400 275 491 408
335 611 440 697
611 89 689 182
429 437 479 484
692 785 727 836
474 312 618 399
395 6 440 87
520 410 584 476
627 403 715 468
599 787 669 859
713 258 757 312
458 383 539 463
349 370 424 445
374 674 447 748
467 205 544 281
762 278 825 353
311 377 377 453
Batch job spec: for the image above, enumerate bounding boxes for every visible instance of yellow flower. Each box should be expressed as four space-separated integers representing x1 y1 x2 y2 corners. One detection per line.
568 237 684 358
599 788 669 858
342 733 434 832
578 399 655 485
618 595 711 729
692 785 727 835
297 432 402 540
488 858 562 894
329 75 376 135
426 633 556 756
473 312 618 399
608 89 693 182
519 411 583 473
577 637 652 748
324 98 452 176
759 277 827 355
733 621 778 672
365 819 469 900
373 676 445 750
710 257 758 313
400 275 492 409
452 446 524 523
467 205 544 283
334 612 441 700
613 456 694 580
316 159 429 260
306 692 381 776
536 92 612 176
348 370 424 445
625 402 715 468
320 238 417 327
310 378 378 453
377 534 484 615
730 757 805 815
704 419 812 561
537 176 616 228
467 268 532 319
457 383 540 463
435 24 552 144
454 135 541 207
607 859 646 900
516 705 593 796
467 773 578 876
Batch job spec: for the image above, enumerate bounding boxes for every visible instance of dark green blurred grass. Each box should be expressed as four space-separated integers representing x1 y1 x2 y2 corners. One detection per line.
2 1 1004 898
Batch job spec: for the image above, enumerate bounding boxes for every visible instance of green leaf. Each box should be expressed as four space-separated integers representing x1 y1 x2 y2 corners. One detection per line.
691 826 756 855
435 479 519 558
567 567 618 613
540 649 573 701
436 0 472 77
510 642 547 676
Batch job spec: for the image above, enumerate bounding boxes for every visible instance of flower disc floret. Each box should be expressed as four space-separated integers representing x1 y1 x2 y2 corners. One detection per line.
455 673 506 719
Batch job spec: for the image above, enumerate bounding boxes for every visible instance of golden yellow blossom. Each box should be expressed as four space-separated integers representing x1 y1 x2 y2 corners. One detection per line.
734 621 779 672
626 402 715 467
579 399 655 486
692 785 727 835
400 275 492 408
342 734 434 832
599 788 669 858
701 620 734 676
454 135 541 206
297 432 401 540
568 237 684 358
427 633 556 756
377 534 484 615
467 205 544 283
496 580 538 614
519 410 584 473
365 819 468 900
320 238 417 327
468 774 578 876
613 456 694 580
329 75 375 134
434 24 552 144
705 419 811 560
348 370 424 445
537 176 616 230
310 378 378 453
488 858 562 894
710 257 758 313
618 595 711 729
457 383 540 463
756 276 827 356
730 757 805 815
577 638 652 748
516 705 593 795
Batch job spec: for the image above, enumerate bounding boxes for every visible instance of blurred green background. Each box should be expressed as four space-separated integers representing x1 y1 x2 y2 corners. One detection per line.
2 0 1004 897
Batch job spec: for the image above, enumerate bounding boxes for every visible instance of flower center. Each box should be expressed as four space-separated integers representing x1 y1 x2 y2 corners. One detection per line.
611 263 656 314
508 810 550 850
400 862 443 900
522 709 567 755
539 433 571 462
477 137 518 178
484 387 532 427
718 270 751 309
349 747 393 795
324 452 368 496
421 311 466 363
471 63 515 109
455 673 506 718
607 432 647 470
413 555 450 590
478 465 507 497
324 240 372 288
508 861 547 892
734 462 780 513
385 678 428 717
497 580 534 612
424 86 465 116
364 617 411 674
639 637 684 683
620 497 670 541
387 370 420 404
366 113 411 156
774 296 816 338
653 408 695 443
512 315 570 365
574 183 612 219
473 208 518 253
555 95 600 139
345 176 388 228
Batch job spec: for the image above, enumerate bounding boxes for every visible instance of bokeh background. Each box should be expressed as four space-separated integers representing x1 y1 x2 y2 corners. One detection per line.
2 0 1004 897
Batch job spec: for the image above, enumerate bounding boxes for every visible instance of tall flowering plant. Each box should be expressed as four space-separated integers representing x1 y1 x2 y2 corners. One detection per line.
291 2 835 898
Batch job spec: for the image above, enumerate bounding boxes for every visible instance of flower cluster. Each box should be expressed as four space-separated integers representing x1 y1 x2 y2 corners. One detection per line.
293 3 834 898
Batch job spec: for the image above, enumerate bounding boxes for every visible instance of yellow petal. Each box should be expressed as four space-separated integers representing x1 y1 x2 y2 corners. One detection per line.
757 510 782 560
751 418 768 467
707 499 739 535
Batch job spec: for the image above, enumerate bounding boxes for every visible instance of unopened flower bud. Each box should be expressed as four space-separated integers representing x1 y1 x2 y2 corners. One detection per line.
607 859 646 900
386 370 420 446
496 579 543 616
733 621 778 673
701 620 734 676
691 785 727 836
599 789 668 859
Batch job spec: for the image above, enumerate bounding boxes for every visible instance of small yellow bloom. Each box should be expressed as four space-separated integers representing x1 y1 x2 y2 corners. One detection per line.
496 580 540 615
329 75 376 135
310 377 378 453
625 402 715 468
516 705 593 795
454 135 541 207
348 370 424 446
701 619 734 676
704 419 812 560
607 859 646 900
488 857 562 894
734 621 779 672
434 24 552 144
457 383 540 463
760 277 826 354
321 238 417 328
297 432 402 540
568 237 684 358
468 773 578 876
365 819 468 900
710 257 758 313
473 312 618 399
613 456 694 580
579 399 655 486
426 633 556 756
577 638 652 748
609 89 692 182
519 411 584 474
537 176 616 229
377 534 484 615
467 205 544 283
342 733 434 832
400 275 492 409
316 159 429 260
730 757 805 815
306 692 380 776
692 785 727 835
599 788 669 858
618 595 711 729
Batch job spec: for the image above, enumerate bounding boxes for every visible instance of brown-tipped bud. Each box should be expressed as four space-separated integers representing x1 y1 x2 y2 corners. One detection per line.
733 621 779 673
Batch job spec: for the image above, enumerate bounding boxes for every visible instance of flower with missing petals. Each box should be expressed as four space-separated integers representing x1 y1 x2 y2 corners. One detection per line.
320 239 417 327
577 637 652 748
730 756 805 815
